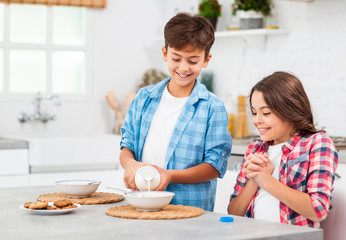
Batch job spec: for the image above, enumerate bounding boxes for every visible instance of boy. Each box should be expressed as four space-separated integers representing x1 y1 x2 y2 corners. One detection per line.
120 13 232 211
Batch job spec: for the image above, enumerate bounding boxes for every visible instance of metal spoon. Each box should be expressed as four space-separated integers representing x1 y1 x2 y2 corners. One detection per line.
106 187 130 195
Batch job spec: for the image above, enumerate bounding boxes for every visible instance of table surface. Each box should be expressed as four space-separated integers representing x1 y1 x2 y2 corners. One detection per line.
0 185 322 240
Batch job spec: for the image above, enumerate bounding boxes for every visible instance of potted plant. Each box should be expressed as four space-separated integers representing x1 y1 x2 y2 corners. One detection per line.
232 0 272 29
198 0 221 31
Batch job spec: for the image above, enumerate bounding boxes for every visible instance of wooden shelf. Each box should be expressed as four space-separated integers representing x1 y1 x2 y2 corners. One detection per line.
153 29 289 44
215 29 289 38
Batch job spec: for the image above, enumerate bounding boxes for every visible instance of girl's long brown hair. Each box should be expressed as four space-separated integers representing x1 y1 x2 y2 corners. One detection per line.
249 71 324 135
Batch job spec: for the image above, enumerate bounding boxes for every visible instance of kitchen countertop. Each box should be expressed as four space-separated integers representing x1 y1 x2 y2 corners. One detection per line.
231 137 260 155
231 137 346 164
0 185 322 240
0 138 28 149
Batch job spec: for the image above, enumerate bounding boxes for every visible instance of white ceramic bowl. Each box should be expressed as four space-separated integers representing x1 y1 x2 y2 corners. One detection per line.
56 180 101 198
125 191 175 211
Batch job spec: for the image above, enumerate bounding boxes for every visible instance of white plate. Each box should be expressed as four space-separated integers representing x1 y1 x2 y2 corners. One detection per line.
20 202 81 215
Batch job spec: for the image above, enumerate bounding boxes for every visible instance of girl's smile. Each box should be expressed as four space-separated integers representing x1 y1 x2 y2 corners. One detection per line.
257 127 271 135
251 90 295 145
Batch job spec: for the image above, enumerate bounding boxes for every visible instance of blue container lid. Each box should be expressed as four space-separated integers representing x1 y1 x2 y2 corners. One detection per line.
220 216 234 222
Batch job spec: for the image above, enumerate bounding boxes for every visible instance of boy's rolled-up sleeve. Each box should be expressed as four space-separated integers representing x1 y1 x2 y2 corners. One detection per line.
120 95 137 154
203 102 232 178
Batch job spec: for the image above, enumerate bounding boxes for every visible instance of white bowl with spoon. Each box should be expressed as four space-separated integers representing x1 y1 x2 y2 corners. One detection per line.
56 180 101 198
106 187 175 212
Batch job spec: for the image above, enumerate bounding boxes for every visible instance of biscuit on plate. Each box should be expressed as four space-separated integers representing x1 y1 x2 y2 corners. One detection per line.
53 199 72 208
61 204 77 209
28 201 48 210
46 205 58 210
24 202 33 208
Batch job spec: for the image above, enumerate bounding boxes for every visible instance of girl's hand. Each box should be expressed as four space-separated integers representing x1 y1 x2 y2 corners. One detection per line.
253 157 274 187
243 153 270 179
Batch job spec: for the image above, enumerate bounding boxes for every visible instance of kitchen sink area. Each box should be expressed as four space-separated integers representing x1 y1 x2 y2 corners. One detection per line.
0 138 28 175
0 134 121 175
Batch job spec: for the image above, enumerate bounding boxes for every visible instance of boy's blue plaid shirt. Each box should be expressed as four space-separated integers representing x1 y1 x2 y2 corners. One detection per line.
120 77 232 211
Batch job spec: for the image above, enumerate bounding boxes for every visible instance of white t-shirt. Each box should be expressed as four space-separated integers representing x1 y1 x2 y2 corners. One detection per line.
253 142 284 223
141 86 187 168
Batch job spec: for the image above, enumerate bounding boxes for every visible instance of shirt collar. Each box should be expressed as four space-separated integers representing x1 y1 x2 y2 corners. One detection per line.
257 131 303 153
285 131 303 151
147 77 209 103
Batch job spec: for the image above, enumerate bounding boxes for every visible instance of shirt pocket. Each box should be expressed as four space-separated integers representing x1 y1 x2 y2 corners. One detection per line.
286 154 309 190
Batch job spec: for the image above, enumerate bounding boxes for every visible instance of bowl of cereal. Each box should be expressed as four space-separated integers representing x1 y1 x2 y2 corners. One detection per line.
124 191 175 211
56 180 101 198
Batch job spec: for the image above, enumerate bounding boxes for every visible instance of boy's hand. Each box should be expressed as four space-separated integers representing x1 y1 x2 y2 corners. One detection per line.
151 166 173 191
123 160 147 191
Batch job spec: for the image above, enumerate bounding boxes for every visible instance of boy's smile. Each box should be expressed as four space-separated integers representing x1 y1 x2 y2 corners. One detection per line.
162 46 211 97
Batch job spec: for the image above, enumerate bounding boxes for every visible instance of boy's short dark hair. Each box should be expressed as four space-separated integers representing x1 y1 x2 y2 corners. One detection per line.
164 12 215 60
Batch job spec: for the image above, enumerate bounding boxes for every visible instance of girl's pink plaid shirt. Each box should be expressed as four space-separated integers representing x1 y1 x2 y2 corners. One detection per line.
230 131 339 228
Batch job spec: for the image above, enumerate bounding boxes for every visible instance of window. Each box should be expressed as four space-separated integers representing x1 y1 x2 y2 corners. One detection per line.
0 3 88 98
0 4 3 92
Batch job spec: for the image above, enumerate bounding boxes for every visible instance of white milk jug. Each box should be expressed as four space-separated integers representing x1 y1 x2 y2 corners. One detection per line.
135 166 160 191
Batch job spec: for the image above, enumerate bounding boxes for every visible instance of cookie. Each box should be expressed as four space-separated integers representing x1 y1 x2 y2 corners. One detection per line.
46 205 58 210
53 199 72 208
28 201 48 210
61 204 78 209
24 202 33 208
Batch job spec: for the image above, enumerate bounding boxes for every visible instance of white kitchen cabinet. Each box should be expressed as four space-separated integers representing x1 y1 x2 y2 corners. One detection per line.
0 149 29 175
215 170 238 214
16 134 121 173
3 134 121 173
321 163 346 240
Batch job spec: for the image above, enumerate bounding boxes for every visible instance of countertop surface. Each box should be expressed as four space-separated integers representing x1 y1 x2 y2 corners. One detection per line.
0 138 28 149
231 137 346 164
1 185 322 240
231 137 258 155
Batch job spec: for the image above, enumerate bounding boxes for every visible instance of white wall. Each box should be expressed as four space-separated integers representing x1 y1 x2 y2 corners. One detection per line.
1 0 345 138
0 0 165 136
209 0 346 137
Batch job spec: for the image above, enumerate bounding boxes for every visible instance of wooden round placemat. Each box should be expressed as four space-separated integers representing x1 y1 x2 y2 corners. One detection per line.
106 204 204 219
37 192 124 205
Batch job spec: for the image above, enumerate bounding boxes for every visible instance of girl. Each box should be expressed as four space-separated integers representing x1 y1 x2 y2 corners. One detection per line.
227 71 338 228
